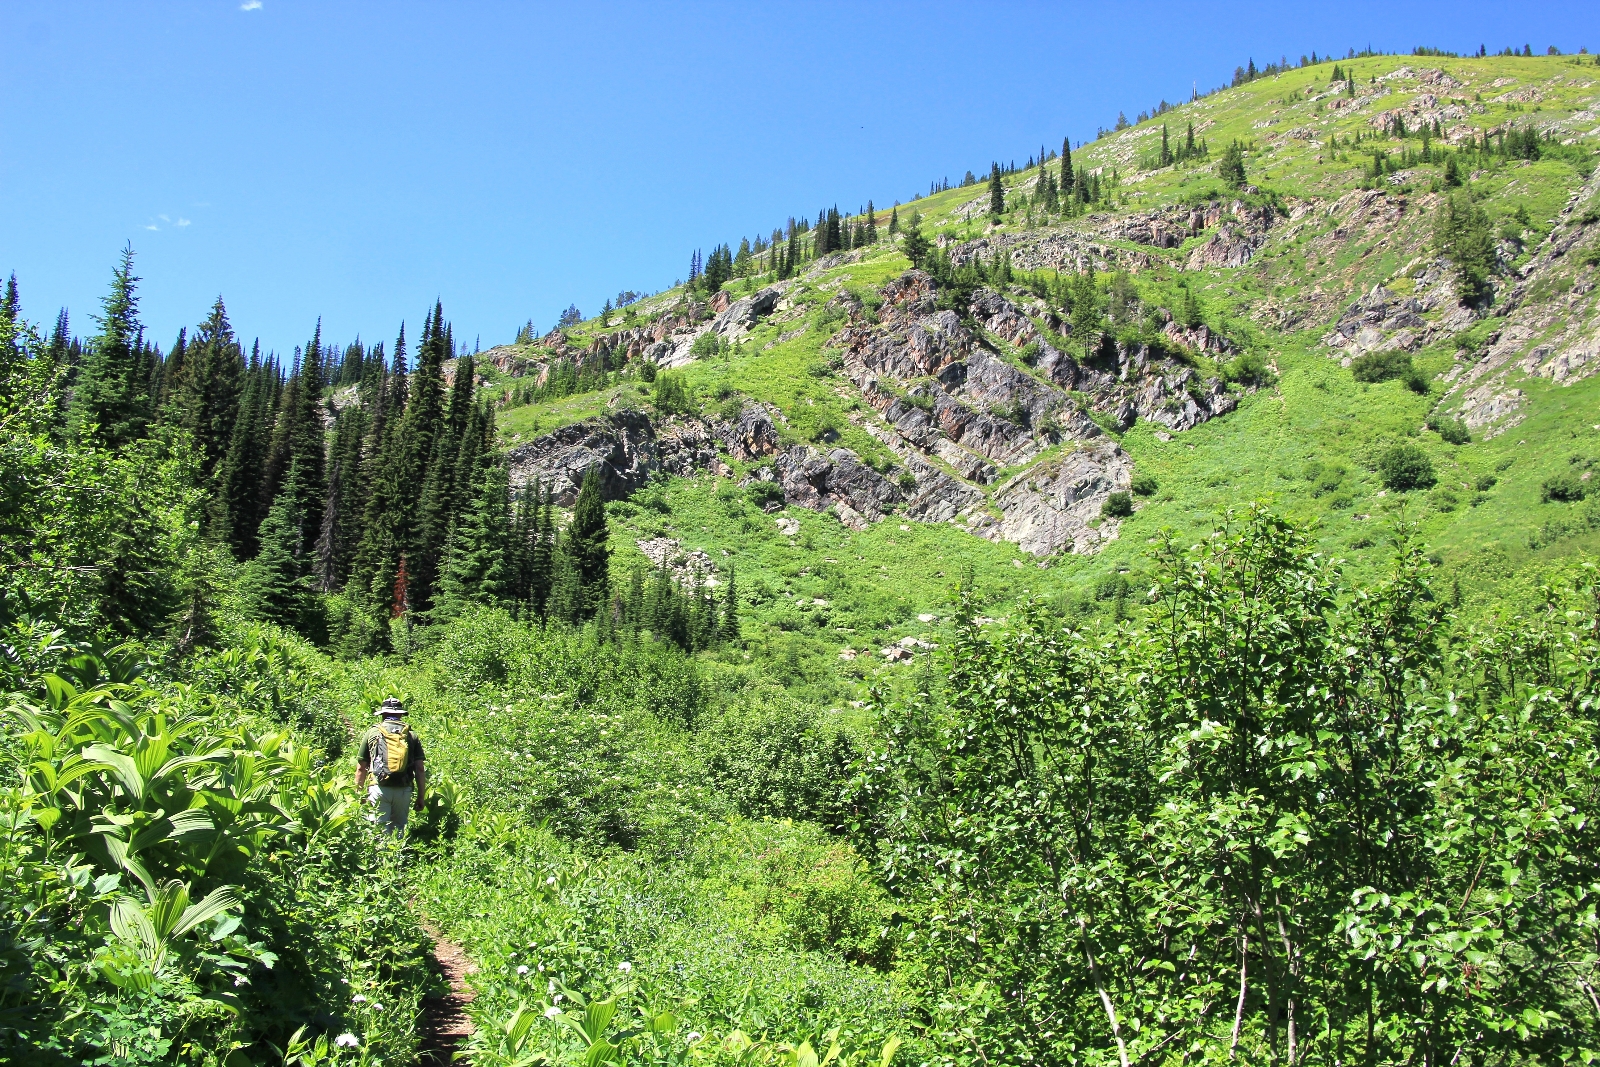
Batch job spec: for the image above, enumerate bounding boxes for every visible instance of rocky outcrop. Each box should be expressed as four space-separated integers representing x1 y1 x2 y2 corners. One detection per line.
505 409 723 504
771 447 902 528
725 405 782 460
987 440 1134 556
708 287 783 342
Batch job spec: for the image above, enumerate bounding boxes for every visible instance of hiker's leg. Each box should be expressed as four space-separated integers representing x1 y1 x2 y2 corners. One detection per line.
380 783 413 833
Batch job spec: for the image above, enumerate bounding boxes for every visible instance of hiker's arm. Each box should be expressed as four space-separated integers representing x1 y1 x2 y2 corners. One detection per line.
354 754 369 791
413 761 426 811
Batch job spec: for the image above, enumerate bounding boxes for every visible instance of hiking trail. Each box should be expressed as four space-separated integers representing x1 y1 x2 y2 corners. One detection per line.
418 924 476 1066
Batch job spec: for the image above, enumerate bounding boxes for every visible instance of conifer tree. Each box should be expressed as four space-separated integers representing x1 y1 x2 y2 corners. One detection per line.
989 163 1005 219
174 297 245 483
721 565 739 641
1060 138 1074 199
71 245 151 448
215 344 271 555
156 327 186 414
1160 123 1173 167
562 467 609 620
433 459 511 620
238 459 313 630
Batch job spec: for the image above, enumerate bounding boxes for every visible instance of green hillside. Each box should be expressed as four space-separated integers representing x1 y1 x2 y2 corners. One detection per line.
4 48 1600 1067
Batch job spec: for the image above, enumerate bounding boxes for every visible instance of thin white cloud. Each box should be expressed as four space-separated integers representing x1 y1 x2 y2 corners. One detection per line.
240 1 262 10
144 224 159 231
176 218 191 227
158 214 170 222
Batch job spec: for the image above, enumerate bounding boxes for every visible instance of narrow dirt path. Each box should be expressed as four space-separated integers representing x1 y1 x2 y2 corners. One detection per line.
418 923 477 1066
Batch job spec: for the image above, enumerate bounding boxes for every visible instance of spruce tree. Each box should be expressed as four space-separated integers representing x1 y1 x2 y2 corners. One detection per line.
71 245 151 448
721 565 739 641
433 459 512 620
563 467 610 620
989 163 1005 219
238 459 313 630
1061 138 1074 199
889 204 899 235
175 297 245 482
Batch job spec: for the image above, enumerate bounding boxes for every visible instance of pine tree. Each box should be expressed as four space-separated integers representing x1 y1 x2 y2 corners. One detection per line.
1061 138 1074 200
433 459 511 620
174 297 245 483
889 204 900 235
238 459 314 630
721 565 740 641
989 164 1005 218
71 245 151 448
1160 123 1173 167
562 467 609 620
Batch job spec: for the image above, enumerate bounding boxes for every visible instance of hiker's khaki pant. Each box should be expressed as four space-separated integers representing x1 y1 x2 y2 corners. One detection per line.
368 783 413 833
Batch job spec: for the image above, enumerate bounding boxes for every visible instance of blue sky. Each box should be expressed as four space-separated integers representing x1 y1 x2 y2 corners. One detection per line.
2 1 1595 359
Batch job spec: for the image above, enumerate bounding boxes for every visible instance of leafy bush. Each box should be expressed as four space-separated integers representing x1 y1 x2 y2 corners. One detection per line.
746 479 785 509
689 331 721 359
1101 491 1134 518
0 641 429 1064
1427 413 1471 444
1377 443 1437 491
653 372 693 415
1542 471 1589 502
853 508 1600 1064
1223 350 1276 388
1129 473 1159 497
1351 349 1428 392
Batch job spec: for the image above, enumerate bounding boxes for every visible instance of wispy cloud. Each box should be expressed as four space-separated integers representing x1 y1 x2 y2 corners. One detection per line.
158 214 170 222
240 0 262 10
176 218 191 228
144 223 159 231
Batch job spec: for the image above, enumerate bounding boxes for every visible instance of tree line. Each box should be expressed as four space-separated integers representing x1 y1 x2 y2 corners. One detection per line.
0 247 734 656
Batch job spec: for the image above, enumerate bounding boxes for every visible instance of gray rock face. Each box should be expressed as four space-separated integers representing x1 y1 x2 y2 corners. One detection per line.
709 287 782 342
772 446 902 522
990 440 1134 556
1325 284 1431 357
725 405 781 460
505 409 721 505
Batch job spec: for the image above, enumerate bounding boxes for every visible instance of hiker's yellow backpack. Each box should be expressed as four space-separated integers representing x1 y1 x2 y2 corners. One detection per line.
371 723 411 783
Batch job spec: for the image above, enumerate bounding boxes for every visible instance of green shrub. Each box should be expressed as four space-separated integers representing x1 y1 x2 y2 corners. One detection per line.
689 331 721 359
1130 473 1159 497
1428 414 1471 444
1102 491 1135 518
747 480 785 509
1542 471 1589 502
1223 350 1276 388
654 371 693 414
898 471 918 491
1377 443 1437 491
1351 349 1427 393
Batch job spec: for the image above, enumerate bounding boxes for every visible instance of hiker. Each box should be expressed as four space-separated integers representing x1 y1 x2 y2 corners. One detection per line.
355 697 426 833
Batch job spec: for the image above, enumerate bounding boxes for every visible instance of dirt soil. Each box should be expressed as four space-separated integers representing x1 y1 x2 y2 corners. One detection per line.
417 923 477 1066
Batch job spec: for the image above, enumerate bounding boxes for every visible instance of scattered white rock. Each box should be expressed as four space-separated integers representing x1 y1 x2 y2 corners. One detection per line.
917 613 938 623
775 516 800 537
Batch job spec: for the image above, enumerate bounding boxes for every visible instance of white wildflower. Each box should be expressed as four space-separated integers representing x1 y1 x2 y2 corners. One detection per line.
351 994 367 1003
517 965 529 975
686 1032 703 1044
545 876 558 886
335 1034 360 1048
544 1005 562 1018
617 961 632 973
371 1004 383 1013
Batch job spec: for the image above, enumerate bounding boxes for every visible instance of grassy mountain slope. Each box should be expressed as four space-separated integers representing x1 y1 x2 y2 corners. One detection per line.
480 53 1600 694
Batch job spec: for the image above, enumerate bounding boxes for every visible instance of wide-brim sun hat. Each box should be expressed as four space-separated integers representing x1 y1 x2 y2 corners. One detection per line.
375 698 408 716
